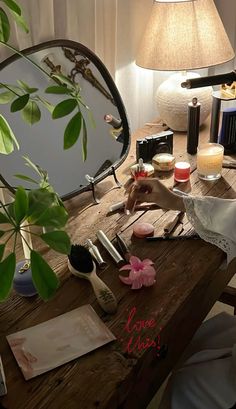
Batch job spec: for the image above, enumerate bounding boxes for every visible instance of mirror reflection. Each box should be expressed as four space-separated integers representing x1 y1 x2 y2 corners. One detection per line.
0 40 129 200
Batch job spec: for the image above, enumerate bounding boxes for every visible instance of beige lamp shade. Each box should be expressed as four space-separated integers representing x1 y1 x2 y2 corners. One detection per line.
136 0 235 71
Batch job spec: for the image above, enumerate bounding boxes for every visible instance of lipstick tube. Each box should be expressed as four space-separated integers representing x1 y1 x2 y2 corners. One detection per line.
86 239 107 269
96 230 124 266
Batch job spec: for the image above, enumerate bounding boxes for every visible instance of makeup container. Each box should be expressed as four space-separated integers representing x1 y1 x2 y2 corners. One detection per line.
174 162 191 182
133 223 155 238
133 158 148 179
130 163 154 178
187 97 200 155
152 153 175 171
96 230 124 266
109 201 125 213
104 114 122 129
86 239 107 269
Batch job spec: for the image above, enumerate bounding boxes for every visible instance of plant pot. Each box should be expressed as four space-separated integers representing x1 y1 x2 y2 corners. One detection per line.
13 260 37 297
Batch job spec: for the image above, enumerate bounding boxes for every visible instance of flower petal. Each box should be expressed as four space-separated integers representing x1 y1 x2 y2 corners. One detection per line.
142 258 154 266
129 256 142 269
119 275 132 285
143 265 156 277
119 263 132 271
131 277 143 290
129 269 141 280
142 276 156 287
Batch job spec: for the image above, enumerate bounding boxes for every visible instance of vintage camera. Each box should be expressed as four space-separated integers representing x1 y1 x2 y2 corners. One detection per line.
136 130 173 162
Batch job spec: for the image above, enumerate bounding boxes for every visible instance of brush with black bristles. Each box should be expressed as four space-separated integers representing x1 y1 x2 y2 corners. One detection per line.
68 244 117 314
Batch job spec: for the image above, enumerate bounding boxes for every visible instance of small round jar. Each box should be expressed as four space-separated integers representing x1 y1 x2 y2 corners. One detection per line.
174 162 191 182
133 222 154 238
152 153 175 171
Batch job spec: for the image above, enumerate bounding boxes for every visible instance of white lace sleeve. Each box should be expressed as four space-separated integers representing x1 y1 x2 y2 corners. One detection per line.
183 196 236 263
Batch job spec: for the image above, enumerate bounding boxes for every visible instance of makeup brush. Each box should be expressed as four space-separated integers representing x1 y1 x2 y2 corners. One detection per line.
68 245 117 314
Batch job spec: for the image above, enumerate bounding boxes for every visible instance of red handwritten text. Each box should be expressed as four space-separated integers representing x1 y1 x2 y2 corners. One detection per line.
122 307 161 356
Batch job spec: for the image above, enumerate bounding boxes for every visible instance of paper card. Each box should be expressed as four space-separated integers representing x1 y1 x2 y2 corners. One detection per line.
7 305 116 380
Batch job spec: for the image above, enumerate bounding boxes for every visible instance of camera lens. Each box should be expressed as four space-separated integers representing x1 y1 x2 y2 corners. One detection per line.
155 142 171 154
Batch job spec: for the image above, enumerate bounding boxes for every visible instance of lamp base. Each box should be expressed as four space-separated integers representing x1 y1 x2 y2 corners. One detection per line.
155 72 212 132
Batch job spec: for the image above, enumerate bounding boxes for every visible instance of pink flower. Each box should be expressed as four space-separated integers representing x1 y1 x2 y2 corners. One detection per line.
119 256 156 289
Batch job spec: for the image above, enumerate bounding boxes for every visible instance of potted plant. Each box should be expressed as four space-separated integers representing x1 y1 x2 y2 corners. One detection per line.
0 0 93 301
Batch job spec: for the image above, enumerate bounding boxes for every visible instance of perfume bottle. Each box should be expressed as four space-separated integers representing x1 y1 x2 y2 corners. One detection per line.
134 158 148 179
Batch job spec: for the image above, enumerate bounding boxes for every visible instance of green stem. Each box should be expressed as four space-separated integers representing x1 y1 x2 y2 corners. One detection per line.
0 41 52 80
0 173 15 195
20 231 32 252
0 199 16 227
0 82 21 96
13 231 17 252
20 228 40 238
4 230 15 247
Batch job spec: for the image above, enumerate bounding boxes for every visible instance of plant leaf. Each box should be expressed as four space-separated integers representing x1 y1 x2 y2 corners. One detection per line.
23 155 42 176
34 206 68 228
21 101 41 125
17 80 38 94
45 85 70 95
14 173 38 184
0 91 15 104
0 7 10 42
87 109 96 129
27 188 56 221
7 202 14 219
64 111 82 150
14 186 28 224
1 0 21 15
0 253 16 301
82 118 87 161
0 114 19 154
30 250 59 301
52 99 77 119
36 96 54 114
51 73 74 88
0 211 10 224
0 244 5 261
41 231 71 254
0 230 5 238
9 9 28 33
11 93 29 112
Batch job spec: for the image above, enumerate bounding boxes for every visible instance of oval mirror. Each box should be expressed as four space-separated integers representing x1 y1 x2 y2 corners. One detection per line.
0 39 130 200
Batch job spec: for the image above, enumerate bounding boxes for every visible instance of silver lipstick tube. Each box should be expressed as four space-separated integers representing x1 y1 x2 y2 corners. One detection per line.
96 230 124 266
86 239 107 269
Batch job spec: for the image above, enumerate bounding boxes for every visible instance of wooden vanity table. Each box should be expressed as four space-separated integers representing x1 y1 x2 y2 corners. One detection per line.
0 118 236 409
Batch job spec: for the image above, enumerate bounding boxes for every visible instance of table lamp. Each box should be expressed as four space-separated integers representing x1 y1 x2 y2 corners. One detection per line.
136 0 235 131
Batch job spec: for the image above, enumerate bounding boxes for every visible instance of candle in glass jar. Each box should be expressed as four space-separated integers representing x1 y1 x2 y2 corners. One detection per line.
197 143 224 180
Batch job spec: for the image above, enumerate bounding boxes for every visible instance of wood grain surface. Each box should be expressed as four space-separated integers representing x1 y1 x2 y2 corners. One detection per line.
0 117 236 409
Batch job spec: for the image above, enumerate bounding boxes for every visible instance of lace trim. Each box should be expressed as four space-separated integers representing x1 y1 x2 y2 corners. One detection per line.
183 197 236 263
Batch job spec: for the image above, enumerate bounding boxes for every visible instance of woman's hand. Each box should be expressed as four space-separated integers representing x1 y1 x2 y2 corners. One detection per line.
125 178 185 212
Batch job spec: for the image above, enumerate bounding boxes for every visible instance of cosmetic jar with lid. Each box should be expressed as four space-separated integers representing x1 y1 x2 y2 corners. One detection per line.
174 162 191 182
152 153 175 171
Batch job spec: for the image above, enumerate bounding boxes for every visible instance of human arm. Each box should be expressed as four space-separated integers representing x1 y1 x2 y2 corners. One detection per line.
125 178 185 212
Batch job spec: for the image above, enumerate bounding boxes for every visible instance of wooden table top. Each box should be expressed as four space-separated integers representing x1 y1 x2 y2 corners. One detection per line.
1 117 236 409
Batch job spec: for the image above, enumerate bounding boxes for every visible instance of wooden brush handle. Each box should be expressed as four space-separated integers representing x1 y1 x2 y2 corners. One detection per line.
90 273 118 314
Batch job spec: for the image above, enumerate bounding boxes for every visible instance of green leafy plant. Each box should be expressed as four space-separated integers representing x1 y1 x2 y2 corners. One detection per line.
0 185 71 301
